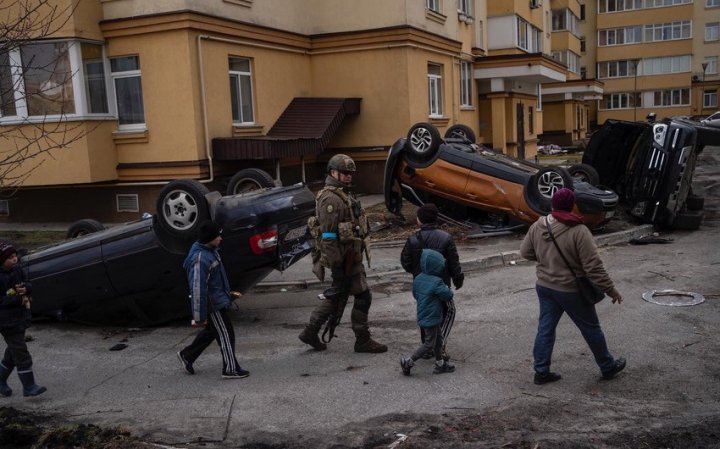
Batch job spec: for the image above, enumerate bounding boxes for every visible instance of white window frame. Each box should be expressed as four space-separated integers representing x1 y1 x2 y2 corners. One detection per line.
643 55 691 76
708 0 720 7
649 88 690 107
600 92 640 110
427 0 440 13
705 56 719 75
110 55 145 131
704 91 718 108
0 39 113 124
428 63 443 117
516 17 542 52
229 57 255 125
458 0 470 15
706 22 720 41
459 60 472 107
597 60 639 79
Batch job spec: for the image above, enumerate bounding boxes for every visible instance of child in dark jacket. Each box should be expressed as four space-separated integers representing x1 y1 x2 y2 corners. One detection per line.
400 248 455 375
0 241 46 397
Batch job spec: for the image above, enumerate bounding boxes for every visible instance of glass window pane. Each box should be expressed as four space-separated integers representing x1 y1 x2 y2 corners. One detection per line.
114 76 144 125
0 52 16 116
22 42 75 115
82 43 107 114
229 58 250 72
111 56 139 72
239 74 254 122
230 74 240 122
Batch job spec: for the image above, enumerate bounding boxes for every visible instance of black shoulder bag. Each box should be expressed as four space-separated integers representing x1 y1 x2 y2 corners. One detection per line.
544 218 605 306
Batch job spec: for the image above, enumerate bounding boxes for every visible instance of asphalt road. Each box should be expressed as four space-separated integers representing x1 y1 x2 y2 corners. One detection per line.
3 148 720 448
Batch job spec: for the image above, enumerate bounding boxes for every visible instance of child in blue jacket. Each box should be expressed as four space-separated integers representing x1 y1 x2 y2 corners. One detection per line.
400 248 455 375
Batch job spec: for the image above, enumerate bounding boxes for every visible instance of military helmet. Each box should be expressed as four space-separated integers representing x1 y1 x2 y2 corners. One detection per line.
327 154 356 173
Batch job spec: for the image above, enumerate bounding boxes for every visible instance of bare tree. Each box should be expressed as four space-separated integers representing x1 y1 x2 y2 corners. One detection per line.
0 0 88 193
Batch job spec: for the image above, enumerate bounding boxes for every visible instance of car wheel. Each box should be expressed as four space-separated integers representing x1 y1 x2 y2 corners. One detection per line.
226 168 275 195
444 124 476 143
534 166 574 200
406 122 442 161
156 180 210 239
66 219 105 239
568 163 600 186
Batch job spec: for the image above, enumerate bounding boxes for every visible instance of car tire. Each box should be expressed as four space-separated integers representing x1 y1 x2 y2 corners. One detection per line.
568 163 600 186
672 210 704 230
685 193 705 211
66 219 105 239
226 168 276 195
406 122 442 161
533 166 574 201
156 180 210 239
444 124 476 143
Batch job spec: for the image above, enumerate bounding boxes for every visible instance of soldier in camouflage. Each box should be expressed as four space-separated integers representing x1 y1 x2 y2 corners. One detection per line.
299 154 387 353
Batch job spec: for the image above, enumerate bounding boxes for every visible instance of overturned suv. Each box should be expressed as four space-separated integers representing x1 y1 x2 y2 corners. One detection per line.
582 117 720 230
384 123 618 231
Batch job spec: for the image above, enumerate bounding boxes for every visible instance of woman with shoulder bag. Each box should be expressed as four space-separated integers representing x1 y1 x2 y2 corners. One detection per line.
520 188 626 385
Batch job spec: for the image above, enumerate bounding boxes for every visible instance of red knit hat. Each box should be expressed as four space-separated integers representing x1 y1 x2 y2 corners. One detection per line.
0 241 16 266
551 188 575 212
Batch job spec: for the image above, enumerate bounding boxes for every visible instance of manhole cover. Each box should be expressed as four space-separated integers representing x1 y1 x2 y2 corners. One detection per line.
641 289 705 307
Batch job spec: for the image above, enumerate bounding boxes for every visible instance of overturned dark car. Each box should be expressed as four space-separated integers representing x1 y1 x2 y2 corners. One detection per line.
582 117 720 230
19 180 315 326
384 123 618 231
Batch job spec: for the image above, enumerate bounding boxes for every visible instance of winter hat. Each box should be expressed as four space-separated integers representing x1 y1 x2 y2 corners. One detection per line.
417 203 439 224
551 188 575 212
0 241 16 266
198 220 222 244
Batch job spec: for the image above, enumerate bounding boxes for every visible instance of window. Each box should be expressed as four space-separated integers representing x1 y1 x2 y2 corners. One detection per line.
110 56 144 129
552 9 581 36
650 88 690 106
706 22 720 41
427 0 440 13
459 60 472 107
229 57 255 124
428 63 443 117
600 92 640 110
643 55 691 75
708 0 720 7
517 17 543 52
580 66 587 79
82 43 108 114
599 26 642 46
0 39 112 122
553 50 581 74
705 56 719 75
704 90 718 108
22 42 75 115
580 38 586 53
644 21 691 42
580 4 586 20
597 59 639 79
458 0 470 15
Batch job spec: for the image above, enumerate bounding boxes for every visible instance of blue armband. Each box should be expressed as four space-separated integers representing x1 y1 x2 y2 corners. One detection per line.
322 232 338 239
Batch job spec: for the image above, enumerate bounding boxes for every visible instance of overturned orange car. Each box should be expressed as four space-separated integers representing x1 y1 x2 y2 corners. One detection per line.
384 123 618 231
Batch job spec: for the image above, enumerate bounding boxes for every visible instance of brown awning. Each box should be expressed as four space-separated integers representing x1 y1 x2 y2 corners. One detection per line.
213 97 361 160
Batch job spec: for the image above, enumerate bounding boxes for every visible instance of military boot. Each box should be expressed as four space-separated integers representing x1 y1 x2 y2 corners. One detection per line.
298 326 327 351
353 329 387 353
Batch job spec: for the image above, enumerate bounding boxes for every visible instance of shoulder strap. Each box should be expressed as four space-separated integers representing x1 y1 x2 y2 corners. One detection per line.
544 217 577 277
325 187 355 221
415 230 425 249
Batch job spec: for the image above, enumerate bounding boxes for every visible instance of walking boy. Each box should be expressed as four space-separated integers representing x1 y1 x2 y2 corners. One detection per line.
177 221 249 379
0 241 46 397
400 248 455 375
400 203 463 360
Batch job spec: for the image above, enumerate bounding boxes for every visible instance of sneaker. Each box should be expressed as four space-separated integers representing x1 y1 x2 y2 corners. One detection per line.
533 372 562 385
602 357 626 380
222 369 250 379
433 360 455 374
400 356 414 376
177 351 194 375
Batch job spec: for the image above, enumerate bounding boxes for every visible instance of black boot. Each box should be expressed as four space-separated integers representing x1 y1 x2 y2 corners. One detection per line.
0 362 13 397
18 370 46 397
298 326 327 351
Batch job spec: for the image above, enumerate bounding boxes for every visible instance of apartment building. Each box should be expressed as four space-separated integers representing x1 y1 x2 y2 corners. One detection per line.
582 0 720 125
1 0 653 223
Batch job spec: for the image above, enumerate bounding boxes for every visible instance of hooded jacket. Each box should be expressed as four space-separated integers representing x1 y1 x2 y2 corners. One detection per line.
401 223 464 288
183 241 233 322
412 249 454 327
520 215 614 293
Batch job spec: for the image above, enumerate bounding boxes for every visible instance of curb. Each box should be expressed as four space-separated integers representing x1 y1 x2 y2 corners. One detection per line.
253 224 655 290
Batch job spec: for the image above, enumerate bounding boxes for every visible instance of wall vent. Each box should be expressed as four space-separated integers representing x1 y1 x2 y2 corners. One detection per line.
0 200 8 216
116 194 139 213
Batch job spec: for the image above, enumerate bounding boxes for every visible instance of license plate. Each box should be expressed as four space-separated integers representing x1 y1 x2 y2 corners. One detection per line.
283 225 308 242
